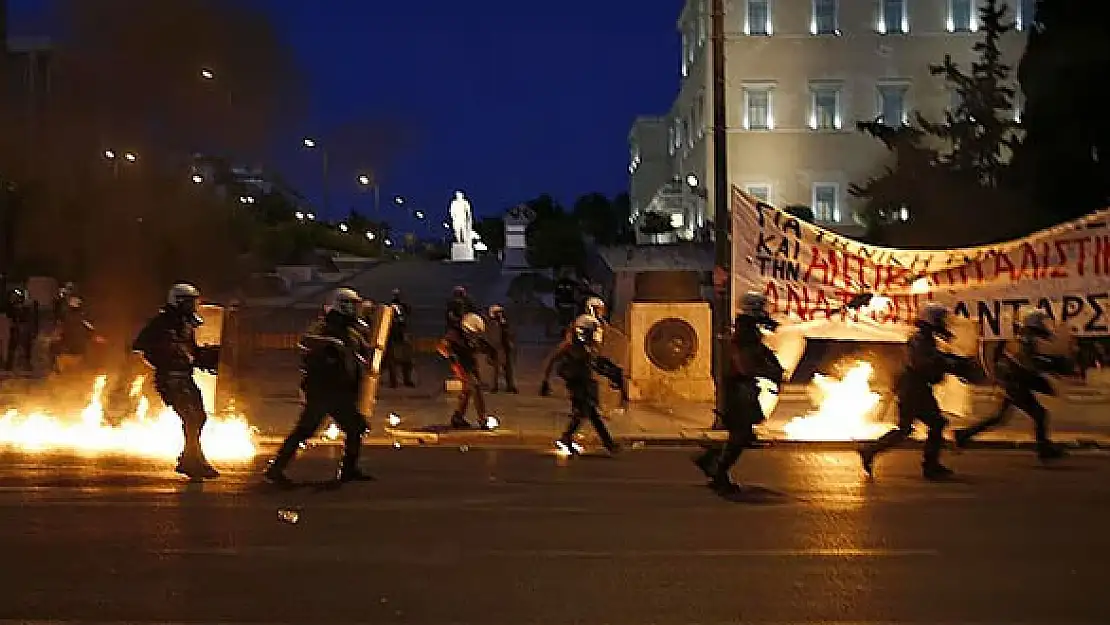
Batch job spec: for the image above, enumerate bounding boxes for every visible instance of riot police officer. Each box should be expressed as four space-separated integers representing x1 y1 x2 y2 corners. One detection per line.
540 314 625 455
487 304 518 393
264 288 374 485
5 287 39 372
955 309 1071 460
693 292 783 493
437 312 498 429
445 285 479 333
859 302 982 480
50 294 101 373
132 283 221 479
385 288 415 388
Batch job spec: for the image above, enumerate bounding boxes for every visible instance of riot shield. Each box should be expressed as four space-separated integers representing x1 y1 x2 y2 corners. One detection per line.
936 314 980 418
193 304 227 415
358 303 394 417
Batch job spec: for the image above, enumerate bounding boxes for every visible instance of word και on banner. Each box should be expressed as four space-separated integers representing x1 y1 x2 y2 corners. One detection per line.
729 186 1110 339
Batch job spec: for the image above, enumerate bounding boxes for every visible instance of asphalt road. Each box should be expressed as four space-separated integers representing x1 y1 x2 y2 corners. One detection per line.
1 445 1108 624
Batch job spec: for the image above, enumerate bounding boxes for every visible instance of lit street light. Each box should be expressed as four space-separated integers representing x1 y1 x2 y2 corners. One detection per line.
201 68 215 80
294 211 305 220
191 174 204 184
442 221 450 229
301 137 330 214
339 223 349 232
104 150 115 159
393 196 404 206
384 238 392 247
414 210 424 220
303 137 317 148
365 231 376 241
239 196 255 204
357 173 381 220
103 149 139 178
306 212 316 221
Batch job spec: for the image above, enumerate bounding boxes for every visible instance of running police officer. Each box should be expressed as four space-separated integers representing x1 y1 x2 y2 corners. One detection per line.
955 308 1072 461
859 302 983 480
437 312 498 429
264 288 374 485
540 314 625 455
693 292 783 493
132 283 221 479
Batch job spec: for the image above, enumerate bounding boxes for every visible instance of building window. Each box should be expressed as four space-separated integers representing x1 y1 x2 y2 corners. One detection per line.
1017 0 1035 29
809 84 842 130
948 0 975 32
744 87 773 130
746 185 771 202
629 142 640 174
697 1 708 44
684 116 693 148
746 0 772 36
877 84 908 126
813 184 841 223
879 0 907 34
1014 90 1024 122
812 0 838 35
681 30 689 77
693 93 705 138
674 118 684 150
668 126 676 156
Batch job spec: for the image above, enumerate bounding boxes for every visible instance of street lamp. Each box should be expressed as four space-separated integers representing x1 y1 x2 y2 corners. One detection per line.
365 231 375 241
200 68 215 80
339 223 349 232
414 210 424 220
191 174 204 184
306 212 316 221
103 149 138 177
356 173 381 220
294 211 305 220
393 195 404 206
384 238 392 247
239 196 255 204
302 137 329 214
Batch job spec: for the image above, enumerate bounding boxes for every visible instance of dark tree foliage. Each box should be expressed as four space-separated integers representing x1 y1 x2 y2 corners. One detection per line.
524 195 585 271
639 211 676 235
473 216 506 254
1012 0 1110 223
851 0 1034 247
783 205 815 223
572 192 633 245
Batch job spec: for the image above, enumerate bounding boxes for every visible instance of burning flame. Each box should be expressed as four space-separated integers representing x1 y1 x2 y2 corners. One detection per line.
782 361 891 441
0 375 257 460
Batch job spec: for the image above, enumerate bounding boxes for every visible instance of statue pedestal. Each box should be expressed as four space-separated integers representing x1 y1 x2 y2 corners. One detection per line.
501 212 531 273
451 243 475 262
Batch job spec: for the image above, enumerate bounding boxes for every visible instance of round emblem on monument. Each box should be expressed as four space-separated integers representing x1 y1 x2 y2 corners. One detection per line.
645 318 698 372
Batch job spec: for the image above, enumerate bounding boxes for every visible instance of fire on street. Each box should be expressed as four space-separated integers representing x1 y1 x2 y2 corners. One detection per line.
0 445 1107 624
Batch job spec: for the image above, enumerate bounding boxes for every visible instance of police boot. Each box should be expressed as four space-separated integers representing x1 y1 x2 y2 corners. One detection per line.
337 443 373 483
858 444 876 478
263 441 299 486
693 447 719 479
922 462 954 480
176 452 219 480
449 412 471 428
1036 440 1066 461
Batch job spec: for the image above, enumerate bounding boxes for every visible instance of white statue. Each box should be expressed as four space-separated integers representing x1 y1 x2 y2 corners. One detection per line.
449 191 473 245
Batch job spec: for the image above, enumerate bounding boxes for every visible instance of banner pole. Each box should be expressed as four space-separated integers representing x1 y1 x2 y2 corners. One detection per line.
711 0 731 422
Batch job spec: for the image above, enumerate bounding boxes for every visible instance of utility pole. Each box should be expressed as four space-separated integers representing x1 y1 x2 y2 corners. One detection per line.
710 0 731 420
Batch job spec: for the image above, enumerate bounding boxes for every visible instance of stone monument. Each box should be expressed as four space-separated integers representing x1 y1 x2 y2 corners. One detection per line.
449 190 475 262
501 203 535 273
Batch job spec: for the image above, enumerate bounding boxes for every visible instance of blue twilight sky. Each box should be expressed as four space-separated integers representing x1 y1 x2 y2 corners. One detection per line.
8 0 682 234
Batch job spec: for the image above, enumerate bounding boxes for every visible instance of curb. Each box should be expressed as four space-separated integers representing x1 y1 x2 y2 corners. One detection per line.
255 432 1110 452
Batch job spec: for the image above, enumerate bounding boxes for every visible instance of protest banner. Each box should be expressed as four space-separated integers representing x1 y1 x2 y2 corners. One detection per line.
731 187 1110 339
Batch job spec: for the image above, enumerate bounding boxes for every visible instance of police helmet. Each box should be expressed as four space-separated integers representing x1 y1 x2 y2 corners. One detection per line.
460 312 485 335
328 287 362 317
168 283 200 307
1020 308 1053 337
573 314 603 346
584 296 607 320
488 304 504 318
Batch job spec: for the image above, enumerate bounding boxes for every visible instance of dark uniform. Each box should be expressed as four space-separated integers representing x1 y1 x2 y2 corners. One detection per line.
51 296 99 372
385 291 415 387
693 311 783 492
5 288 39 372
438 316 498 429
488 306 518 393
955 314 1072 460
553 276 578 329
132 300 221 479
265 309 373 484
540 315 623 454
860 305 983 480
445 286 479 333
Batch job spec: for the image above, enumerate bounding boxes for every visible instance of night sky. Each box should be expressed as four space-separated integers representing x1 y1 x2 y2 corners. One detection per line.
9 0 681 233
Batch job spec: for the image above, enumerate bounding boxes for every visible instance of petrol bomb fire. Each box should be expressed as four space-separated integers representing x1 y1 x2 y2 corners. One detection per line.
782 361 891 441
0 375 257 460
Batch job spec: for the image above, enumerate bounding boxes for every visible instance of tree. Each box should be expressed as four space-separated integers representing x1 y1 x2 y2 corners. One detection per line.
524 195 585 272
1012 0 1110 223
850 0 1033 247
473 217 506 255
572 192 633 245
639 211 676 236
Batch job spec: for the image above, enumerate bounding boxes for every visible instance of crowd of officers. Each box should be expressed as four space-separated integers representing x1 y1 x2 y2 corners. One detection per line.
122 275 1083 490
0 281 101 376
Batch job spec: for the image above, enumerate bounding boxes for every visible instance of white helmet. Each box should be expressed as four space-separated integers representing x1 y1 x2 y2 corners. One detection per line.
1020 308 1053 336
739 291 768 317
460 312 485 335
573 313 603 345
585 296 606 319
167 283 200 307
917 302 949 329
328 287 362 317
67 295 83 309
